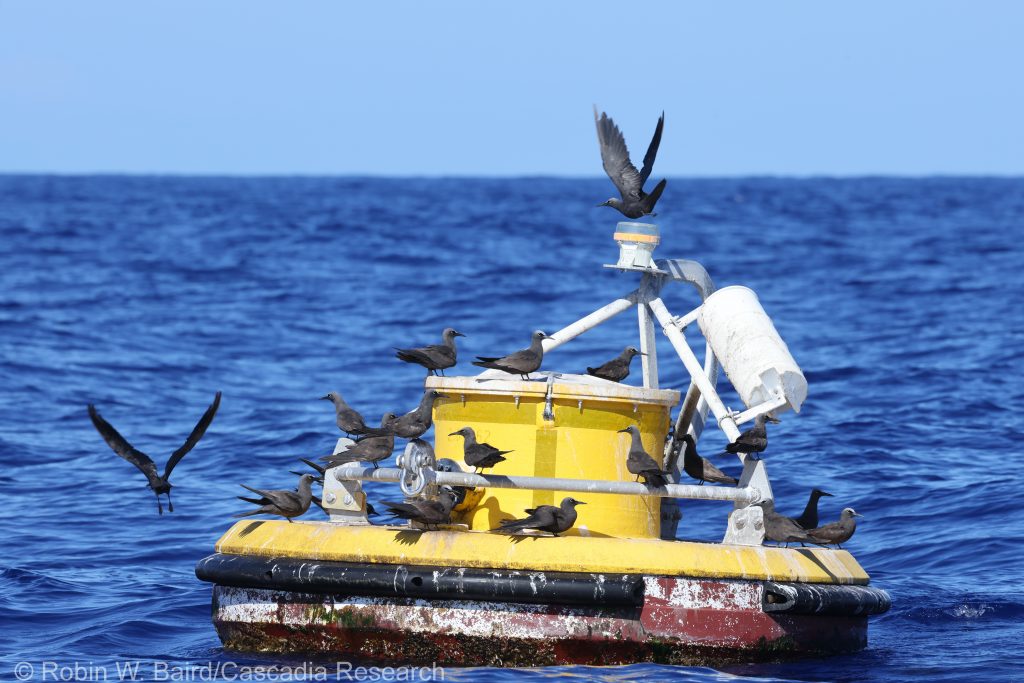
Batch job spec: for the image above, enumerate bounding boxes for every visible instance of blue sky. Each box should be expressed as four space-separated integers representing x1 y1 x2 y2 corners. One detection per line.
2 1 1021 175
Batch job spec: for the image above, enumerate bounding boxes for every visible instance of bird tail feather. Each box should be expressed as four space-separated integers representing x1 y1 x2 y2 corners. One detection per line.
642 178 667 212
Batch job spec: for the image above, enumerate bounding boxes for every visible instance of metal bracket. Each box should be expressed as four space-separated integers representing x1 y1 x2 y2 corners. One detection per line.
397 439 437 497
321 437 375 525
542 374 556 421
721 457 772 545
722 505 766 546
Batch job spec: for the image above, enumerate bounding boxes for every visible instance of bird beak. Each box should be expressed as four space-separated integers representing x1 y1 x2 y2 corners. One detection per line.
853 512 864 518
617 427 630 433
319 395 331 401
454 331 466 338
436 393 449 399
448 431 460 437
596 201 609 207
822 491 834 497
766 416 780 424
577 501 587 505
638 352 647 356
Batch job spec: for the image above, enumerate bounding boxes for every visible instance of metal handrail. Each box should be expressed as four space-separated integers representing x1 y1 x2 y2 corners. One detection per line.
332 464 764 505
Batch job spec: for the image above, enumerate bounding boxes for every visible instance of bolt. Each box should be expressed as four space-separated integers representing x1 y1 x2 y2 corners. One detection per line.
343 494 353 506
326 492 337 504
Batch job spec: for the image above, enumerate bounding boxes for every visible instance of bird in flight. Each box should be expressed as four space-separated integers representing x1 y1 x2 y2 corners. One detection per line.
594 108 667 219
88 391 221 515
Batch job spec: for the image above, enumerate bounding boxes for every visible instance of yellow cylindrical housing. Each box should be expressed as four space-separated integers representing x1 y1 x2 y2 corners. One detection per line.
427 375 679 539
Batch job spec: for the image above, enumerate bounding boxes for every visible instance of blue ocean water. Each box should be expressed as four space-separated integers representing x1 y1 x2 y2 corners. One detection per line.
1 175 1022 682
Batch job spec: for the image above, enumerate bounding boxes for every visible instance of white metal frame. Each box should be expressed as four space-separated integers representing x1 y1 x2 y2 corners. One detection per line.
328 259 788 545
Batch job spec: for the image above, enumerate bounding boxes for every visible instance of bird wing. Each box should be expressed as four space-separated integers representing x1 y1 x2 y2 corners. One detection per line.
240 484 295 510
627 449 661 476
88 405 161 485
498 505 558 532
493 348 538 368
639 112 664 185
595 108 642 199
164 391 221 480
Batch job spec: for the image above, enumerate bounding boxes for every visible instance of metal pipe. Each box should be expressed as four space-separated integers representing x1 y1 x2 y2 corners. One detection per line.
333 465 762 504
647 296 741 441
543 290 640 353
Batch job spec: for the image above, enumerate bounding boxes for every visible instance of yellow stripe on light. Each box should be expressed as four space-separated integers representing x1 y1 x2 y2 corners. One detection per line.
614 233 660 244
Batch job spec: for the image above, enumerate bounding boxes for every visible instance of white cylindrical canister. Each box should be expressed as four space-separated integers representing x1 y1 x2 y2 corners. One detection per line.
697 286 807 414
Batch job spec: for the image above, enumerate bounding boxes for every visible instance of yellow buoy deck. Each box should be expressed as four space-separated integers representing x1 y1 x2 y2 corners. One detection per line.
215 520 870 585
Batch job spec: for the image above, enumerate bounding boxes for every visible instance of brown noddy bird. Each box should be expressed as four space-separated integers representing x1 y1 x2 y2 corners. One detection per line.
758 500 815 546
594 108 667 219
794 488 834 530
619 425 670 488
722 413 780 459
807 508 862 548
87 391 221 515
320 391 371 438
494 497 586 536
395 328 465 376
382 487 459 527
321 413 397 468
449 426 512 471
235 473 315 522
681 434 738 486
586 346 645 383
361 389 446 439
472 330 551 380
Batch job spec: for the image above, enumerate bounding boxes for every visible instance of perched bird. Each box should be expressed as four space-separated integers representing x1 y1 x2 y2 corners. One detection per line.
586 346 645 383
594 108 667 219
395 328 465 376
87 392 221 515
807 508 862 548
793 488 834 530
449 426 512 471
495 497 586 536
681 434 738 486
320 391 371 438
235 473 315 522
321 413 397 468
722 413 780 459
619 425 670 488
362 389 446 439
758 500 815 546
472 330 551 380
382 487 459 528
